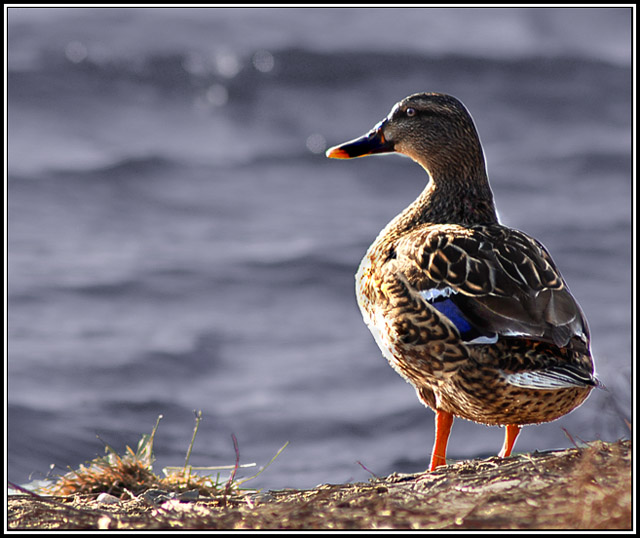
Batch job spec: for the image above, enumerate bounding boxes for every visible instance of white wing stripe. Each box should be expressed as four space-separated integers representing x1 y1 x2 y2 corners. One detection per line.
420 287 457 302
501 370 587 390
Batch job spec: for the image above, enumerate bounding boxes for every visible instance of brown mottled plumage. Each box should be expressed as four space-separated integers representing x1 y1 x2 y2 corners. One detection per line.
326 93 598 470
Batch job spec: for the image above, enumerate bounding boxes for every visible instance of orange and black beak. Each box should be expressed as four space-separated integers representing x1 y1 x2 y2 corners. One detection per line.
325 120 394 159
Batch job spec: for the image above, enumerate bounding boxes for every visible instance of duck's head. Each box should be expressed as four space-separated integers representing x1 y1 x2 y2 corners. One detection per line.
326 93 486 181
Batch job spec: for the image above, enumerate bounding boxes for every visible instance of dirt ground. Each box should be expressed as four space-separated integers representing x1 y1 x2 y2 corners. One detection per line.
7 439 632 531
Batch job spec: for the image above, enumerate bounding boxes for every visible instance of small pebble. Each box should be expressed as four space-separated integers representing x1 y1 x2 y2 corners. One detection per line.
177 489 200 502
250 492 276 504
142 489 174 505
96 492 120 504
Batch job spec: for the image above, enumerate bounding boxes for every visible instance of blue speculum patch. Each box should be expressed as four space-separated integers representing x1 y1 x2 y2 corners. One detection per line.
429 295 497 344
430 297 473 334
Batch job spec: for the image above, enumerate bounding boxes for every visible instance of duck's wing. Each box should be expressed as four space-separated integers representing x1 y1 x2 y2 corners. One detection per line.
394 223 590 352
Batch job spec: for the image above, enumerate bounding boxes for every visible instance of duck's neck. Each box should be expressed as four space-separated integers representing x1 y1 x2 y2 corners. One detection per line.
388 166 499 236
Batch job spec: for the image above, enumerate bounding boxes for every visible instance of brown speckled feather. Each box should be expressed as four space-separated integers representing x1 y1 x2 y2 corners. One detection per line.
396 223 590 350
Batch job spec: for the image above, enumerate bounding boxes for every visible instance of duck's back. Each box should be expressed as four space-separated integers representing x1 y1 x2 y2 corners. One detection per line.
355 220 596 425
394 221 590 350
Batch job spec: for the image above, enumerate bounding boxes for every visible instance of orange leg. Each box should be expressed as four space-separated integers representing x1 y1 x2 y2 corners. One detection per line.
498 424 521 458
429 409 454 471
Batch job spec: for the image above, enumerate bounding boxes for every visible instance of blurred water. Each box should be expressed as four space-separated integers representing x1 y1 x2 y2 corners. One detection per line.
7 7 632 491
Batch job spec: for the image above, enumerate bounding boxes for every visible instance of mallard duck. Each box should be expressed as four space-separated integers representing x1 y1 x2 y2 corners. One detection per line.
326 92 599 470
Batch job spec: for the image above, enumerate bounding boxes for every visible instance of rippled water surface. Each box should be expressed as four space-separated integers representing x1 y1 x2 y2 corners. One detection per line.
7 7 632 490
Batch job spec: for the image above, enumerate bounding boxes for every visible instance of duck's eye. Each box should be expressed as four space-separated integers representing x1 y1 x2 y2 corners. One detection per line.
406 107 417 117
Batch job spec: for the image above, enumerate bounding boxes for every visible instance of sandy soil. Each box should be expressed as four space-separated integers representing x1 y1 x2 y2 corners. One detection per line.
7 439 632 530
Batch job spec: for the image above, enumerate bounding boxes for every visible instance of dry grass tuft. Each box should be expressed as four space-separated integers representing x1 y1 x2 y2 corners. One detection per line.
36 413 278 500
